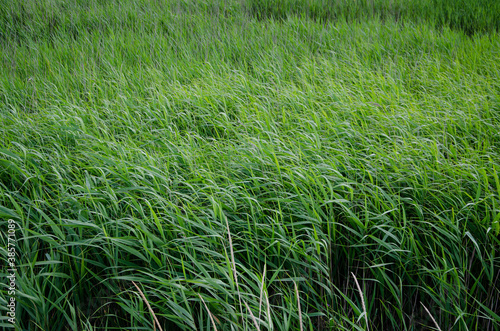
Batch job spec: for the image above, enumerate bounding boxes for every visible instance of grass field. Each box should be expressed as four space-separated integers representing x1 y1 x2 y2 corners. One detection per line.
1 0 499 330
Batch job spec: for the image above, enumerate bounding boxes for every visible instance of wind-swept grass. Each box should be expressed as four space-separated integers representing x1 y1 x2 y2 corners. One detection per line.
247 0 500 35
0 0 499 330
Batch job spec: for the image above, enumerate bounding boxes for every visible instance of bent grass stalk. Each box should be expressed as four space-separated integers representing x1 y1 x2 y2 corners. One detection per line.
352 272 368 331
198 293 219 331
421 302 442 331
131 281 163 331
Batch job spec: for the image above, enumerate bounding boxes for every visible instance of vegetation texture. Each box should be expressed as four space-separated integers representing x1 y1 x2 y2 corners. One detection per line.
1 0 499 330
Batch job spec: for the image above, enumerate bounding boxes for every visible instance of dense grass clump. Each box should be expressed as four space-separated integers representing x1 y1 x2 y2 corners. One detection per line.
248 0 500 35
0 0 499 330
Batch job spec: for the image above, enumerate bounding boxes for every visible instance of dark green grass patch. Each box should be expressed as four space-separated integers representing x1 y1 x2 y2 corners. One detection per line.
248 0 500 35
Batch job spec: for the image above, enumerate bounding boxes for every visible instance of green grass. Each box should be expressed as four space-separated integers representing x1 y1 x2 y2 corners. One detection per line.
0 0 499 330
248 0 500 35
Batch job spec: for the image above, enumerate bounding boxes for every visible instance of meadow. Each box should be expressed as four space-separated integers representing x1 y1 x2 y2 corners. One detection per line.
0 0 499 330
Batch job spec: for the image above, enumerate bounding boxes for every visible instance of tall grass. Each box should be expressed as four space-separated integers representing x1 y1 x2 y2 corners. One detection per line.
248 0 500 35
0 0 499 330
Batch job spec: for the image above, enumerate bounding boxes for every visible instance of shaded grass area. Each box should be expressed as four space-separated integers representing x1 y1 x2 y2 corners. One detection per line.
1 0 500 330
248 0 500 35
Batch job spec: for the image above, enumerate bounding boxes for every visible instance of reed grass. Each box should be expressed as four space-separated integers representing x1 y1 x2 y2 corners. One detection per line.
1 0 499 330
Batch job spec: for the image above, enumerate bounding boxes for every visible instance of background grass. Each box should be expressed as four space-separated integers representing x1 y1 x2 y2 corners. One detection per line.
1 0 499 330
248 0 500 35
